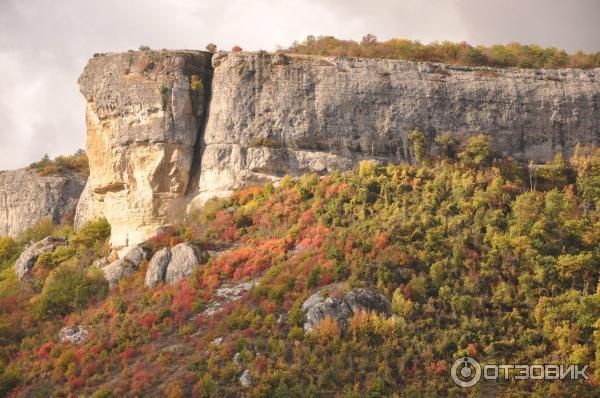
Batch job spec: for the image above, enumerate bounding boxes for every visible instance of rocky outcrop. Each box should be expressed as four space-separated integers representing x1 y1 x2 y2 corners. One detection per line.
77 50 212 247
195 52 600 204
201 280 257 316
58 326 89 344
15 236 67 282
301 286 391 332
239 369 251 388
0 169 85 237
164 243 199 284
143 243 200 286
73 180 95 229
100 246 147 288
144 247 171 287
77 50 600 246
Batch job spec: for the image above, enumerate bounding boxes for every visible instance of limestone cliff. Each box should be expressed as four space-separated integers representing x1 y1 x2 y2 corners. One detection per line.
76 50 600 247
196 52 600 203
0 169 84 237
78 50 212 247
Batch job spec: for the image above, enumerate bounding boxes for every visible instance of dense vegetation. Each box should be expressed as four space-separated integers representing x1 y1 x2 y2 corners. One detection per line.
2 135 600 396
28 150 89 177
284 35 600 69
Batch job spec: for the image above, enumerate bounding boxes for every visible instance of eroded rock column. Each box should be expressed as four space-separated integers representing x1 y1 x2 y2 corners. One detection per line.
78 50 212 247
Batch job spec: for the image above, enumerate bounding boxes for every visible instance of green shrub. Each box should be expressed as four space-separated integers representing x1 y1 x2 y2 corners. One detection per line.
435 132 460 159
33 265 107 319
408 130 428 163
17 218 57 245
284 35 600 69
71 218 111 247
249 137 280 148
459 134 494 167
0 237 18 269
0 366 21 397
29 150 88 177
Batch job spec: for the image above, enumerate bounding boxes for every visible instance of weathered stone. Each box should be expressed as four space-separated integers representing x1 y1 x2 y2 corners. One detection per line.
77 50 212 248
239 369 251 387
201 280 257 316
193 52 600 205
58 326 89 344
73 179 97 229
301 287 391 332
164 243 199 284
15 236 67 282
76 50 600 245
0 169 84 237
144 247 171 287
101 246 146 288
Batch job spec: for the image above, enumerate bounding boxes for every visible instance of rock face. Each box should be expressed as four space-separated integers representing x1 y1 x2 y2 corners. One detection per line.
100 246 147 288
77 50 212 247
143 243 200 286
58 326 89 344
77 50 600 246
201 280 257 316
194 52 600 204
301 287 392 332
164 243 199 284
144 247 171 287
0 169 85 237
239 369 251 387
15 236 67 282
73 180 94 229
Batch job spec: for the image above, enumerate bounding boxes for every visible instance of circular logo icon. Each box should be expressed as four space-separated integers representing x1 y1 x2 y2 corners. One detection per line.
451 356 481 387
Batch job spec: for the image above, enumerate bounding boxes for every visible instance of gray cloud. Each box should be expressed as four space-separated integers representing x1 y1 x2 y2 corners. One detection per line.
455 0 600 52
0 0 598 169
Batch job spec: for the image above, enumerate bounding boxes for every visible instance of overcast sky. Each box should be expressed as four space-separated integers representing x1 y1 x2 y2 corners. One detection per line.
1 0 599 170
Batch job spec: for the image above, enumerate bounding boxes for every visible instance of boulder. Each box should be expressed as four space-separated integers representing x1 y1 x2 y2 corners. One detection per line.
15 236 67 282
201 280 257 317
164 243 199 284
239 369 251 387
301 287 392 332
144 247 171 287
58 326 89 344
101 246 146 288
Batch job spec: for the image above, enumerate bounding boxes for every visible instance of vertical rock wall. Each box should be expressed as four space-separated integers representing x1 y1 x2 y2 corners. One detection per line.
78 50 212 247
75 50 600 247
0 169 85 237
194 52 600 204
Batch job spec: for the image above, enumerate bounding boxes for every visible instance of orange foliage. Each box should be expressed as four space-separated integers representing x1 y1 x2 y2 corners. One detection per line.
140 312 158 329
171 280 196 316
207 238 287 281
231 186 262 204
297 224 330 249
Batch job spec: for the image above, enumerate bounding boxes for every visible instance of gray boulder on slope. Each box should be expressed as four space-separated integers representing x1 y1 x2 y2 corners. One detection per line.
144 247 172 287
301 287 392 332
15 236 67 282
101 246 147 288
164 243 199 284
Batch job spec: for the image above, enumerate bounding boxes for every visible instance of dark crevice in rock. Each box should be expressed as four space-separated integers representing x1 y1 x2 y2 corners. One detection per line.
185 55 215 198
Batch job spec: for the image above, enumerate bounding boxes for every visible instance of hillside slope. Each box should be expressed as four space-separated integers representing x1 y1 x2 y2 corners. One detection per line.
1 137 599 397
